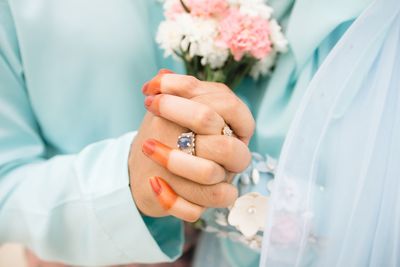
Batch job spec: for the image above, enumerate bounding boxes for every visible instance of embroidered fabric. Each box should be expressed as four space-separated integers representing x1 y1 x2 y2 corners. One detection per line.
197 153 277 250
261 1 400 265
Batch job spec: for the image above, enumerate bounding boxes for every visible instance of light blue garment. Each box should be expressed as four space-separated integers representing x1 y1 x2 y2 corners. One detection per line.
193 0 373 266
261 0 400 266
0 0 183 265
0 0 387 266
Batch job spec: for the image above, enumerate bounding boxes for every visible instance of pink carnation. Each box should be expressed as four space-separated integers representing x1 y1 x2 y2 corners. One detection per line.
165 1 185 19
166 0 228 18
187 0 228 17
218 8 272 61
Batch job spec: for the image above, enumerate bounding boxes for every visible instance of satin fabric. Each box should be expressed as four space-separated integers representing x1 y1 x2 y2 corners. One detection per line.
0 0 183 265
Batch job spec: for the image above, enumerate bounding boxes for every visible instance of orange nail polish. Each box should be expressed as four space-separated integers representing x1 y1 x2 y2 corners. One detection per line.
144 95 154 108
144 95 161 116
149 176 162 195
142 139 170 167
142 139 156 156
149 176 178 210
142 82 149 94
147 74 163 95
143 70 173 95
158 69 174 74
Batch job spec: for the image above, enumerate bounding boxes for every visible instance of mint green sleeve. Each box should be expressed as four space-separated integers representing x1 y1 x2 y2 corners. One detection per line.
0 1 182 265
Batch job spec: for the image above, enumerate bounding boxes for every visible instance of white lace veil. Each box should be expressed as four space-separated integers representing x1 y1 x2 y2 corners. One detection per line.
260 0 400 266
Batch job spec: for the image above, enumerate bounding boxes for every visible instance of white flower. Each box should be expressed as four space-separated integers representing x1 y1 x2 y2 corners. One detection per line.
269 19 289 52
198 41 229 69
156 13 229 68
227 0 273 19
156 18 185 57
228 192 269 238
250 51 276 79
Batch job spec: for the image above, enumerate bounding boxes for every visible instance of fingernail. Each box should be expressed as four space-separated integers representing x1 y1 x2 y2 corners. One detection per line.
142 139 170 167
143 73 166 95
144 95 154 108
158 69 174 74
149 176 162 196
144 95 161 115
142 82 149 94
149 176 178 210
142 139 156 156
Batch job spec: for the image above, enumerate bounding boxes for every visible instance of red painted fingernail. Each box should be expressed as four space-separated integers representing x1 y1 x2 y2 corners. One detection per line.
144 95 161 115
143 70 173 95
158 69 174 74
142 139 156 156
143 73 165 95
142 139 171 167
142 82 149 94
147 74 163 94
149 176 178 210
149 176 162 196
144 95 155 108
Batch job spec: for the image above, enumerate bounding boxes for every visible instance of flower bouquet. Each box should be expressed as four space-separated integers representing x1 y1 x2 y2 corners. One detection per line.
156 0 288 90
156 0 290 249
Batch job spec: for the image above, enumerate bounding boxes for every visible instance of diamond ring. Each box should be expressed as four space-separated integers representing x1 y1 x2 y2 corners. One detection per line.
222 124 234 137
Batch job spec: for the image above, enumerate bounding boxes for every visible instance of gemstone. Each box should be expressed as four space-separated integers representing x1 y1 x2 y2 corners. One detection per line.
222 125 233 136
178 136 192 148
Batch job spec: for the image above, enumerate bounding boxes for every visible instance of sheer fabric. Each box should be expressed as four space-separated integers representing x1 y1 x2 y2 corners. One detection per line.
261 0 400 266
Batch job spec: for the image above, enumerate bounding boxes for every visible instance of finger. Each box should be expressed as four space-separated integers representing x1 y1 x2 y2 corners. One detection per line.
170 178 239 208
142 73 203 98
192 91 255 144
149 176 204 222
196 135 251 173
143 73 254 142
145 94 225 135
142 139 226 185
141 69 174 94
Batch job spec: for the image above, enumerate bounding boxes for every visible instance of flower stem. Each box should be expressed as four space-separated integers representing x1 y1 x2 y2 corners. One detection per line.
180 0 191 13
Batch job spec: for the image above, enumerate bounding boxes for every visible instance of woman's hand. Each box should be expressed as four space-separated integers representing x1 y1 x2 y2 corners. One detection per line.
129 71 255 222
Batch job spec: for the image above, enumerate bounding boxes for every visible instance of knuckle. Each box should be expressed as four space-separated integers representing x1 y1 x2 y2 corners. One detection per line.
194 107 217 129
220 137 236 156
201 163 223 185
214 82 232 93
225 94 242 111
183 75 200 92
209 184 228 207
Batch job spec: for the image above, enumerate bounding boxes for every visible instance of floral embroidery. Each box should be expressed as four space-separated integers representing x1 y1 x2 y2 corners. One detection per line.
228 192 269 238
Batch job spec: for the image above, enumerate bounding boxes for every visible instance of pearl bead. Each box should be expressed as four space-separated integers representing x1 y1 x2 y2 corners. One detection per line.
247 206 257 214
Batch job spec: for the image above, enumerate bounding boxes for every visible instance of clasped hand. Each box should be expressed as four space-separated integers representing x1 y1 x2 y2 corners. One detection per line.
129 70 255 222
